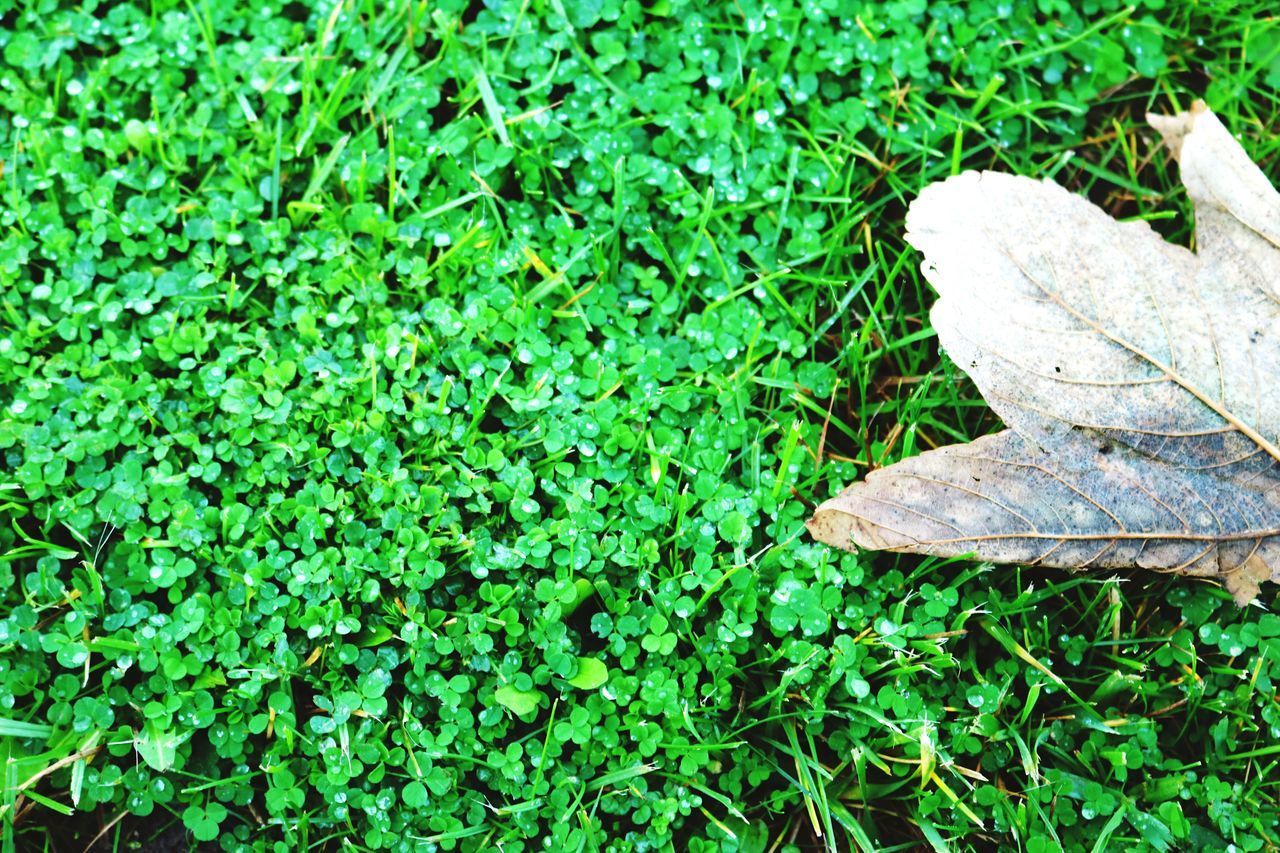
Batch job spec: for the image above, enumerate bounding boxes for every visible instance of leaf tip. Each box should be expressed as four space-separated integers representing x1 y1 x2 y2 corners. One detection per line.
1222 553 1272 607
805 507 857 553
1147 99 1209 160
808 489 925 554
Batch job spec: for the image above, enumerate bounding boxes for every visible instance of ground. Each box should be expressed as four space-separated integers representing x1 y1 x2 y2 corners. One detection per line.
2 0 1280 850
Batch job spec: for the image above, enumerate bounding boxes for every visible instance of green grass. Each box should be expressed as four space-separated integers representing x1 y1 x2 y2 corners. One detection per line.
2 0 1280 850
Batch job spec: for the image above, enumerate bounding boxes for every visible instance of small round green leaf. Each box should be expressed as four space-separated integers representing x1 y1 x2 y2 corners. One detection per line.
494 685 543 716
567 657 608 690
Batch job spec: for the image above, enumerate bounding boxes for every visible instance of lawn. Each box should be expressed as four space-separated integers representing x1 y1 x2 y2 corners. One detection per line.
2 0 1280 850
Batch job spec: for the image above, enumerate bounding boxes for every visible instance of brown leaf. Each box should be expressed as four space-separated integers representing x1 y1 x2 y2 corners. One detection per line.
807 101 1280 604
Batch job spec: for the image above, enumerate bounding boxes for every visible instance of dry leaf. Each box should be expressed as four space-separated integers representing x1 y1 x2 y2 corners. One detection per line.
807 101 1280 605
